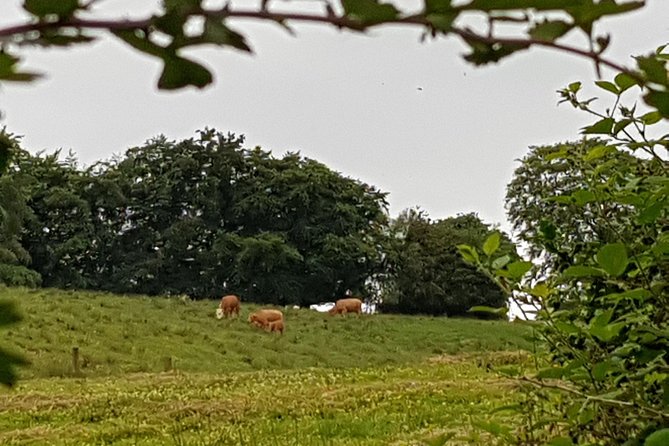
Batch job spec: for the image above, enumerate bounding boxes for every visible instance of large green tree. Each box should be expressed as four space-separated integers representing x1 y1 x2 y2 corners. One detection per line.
382 209 516 316
17 129 388 304
506 139 645 271
12 149 95 288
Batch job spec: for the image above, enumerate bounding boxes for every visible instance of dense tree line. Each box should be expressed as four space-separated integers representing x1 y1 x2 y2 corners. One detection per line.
0 128 511 313
380 210 516 316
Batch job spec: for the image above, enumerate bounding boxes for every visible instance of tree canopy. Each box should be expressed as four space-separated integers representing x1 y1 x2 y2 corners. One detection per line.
381 209 517 316
8 129 389 305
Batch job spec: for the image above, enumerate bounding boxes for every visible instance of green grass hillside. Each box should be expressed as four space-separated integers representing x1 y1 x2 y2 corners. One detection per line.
1 287 533 379
0 287 536 445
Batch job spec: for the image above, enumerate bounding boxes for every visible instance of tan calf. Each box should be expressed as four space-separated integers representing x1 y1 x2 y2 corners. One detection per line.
248 309 284 330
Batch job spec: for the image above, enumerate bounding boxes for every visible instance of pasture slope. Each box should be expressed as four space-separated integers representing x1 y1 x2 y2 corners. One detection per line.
0 287 535 445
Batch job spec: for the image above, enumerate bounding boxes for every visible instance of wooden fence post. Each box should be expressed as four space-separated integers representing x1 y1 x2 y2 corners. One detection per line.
72 347 80 375
163 356 173 372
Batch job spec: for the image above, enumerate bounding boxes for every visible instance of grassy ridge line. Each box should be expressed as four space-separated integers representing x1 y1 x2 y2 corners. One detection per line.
0 287 533 379
0 358 520 445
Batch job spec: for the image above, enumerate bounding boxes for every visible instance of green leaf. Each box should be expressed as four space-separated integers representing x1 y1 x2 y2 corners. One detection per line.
596 243 628 277
637 55 668 85
644 428 669 446
589 311 625 342
592 360 614 381
595 80 620 95
613 118 633 134
591 309 613 328
638 200 665 224
640 111 663 125
568 81 581 93
491 254 511 270
342 0 400 26
424 0 458 31
158 55 213 90
463 40 529 65
614 72 638 92
202 19 252 52
23 0 80 17
567 2 644 33
529 283 549 298
0 52 41 83
426 12 458 32
572 189 596 206
562 265 607 278
644 90 669 118
554 321 581 335
497 261 532 280
528 20 572 41
113 30 168 58
602 288 651 303
536 366 565 379
482 232 500 256
582 117 614 134
457 244 480 264
583 144 615 161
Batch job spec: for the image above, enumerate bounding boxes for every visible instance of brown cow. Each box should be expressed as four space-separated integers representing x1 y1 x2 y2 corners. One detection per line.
248 309 284 329
217 294 241 319
266 318 285 335
329 298 363 316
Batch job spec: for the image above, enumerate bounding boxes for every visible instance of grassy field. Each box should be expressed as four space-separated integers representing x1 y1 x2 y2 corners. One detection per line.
0 286 536 445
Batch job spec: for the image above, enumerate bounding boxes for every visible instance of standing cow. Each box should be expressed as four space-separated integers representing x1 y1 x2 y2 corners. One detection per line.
216 294 241 319
329 297 363 316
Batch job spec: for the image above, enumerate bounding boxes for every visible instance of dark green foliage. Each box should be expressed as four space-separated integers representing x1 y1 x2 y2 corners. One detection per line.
382 210 516 316
0 131 30 388
0 265 41 287
14 129 388 305
0 133 41 288
13 150 93 288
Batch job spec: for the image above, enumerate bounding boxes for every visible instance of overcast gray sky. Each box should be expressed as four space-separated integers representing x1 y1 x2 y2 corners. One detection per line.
1 1 667 232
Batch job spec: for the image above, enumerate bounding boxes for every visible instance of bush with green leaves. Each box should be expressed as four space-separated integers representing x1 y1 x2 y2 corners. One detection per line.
462 57 669 444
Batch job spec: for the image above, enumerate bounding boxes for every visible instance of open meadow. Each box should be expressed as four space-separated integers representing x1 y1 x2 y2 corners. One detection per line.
0 287 536 445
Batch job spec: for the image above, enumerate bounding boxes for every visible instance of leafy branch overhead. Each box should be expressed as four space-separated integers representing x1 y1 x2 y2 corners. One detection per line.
2 0 666 107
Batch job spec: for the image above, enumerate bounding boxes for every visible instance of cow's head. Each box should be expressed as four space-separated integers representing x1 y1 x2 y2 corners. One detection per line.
215 308 224 320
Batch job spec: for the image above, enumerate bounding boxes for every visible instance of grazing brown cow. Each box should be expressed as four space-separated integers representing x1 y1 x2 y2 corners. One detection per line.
266 318 285 335
329 298 363 316
217 294 241 319
248 309 284 329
